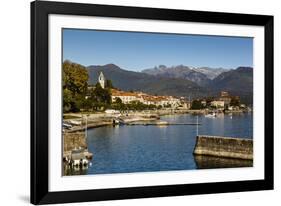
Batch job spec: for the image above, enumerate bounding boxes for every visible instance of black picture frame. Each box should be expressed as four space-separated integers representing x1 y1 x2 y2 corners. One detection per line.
31 0 274 204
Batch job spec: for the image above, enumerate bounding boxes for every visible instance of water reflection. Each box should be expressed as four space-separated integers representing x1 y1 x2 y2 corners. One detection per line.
63 163 89 176
194 155 253 169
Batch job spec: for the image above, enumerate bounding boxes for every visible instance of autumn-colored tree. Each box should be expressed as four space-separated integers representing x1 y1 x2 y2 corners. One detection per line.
63 60 89 112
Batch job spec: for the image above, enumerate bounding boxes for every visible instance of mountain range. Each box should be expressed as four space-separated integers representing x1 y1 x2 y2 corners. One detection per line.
142 65 229 86
85 63 253 104
87 64 208 98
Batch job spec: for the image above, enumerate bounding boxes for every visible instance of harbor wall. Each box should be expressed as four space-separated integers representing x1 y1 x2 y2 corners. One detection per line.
193 135 253 160
63 132 87 152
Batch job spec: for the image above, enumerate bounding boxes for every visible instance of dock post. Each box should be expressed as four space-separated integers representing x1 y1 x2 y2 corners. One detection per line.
85 115 88 139
196 116 199 136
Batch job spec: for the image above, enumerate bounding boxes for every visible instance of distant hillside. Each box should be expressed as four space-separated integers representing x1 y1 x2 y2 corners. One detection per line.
142 65 253 104
209 67 253 104
193 67 230 80
142 65 228 86
87 64 208 98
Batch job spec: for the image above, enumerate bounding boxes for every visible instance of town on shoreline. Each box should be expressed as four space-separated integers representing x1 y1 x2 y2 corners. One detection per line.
63 67 252 132
63 60 251 122
62 61 253 171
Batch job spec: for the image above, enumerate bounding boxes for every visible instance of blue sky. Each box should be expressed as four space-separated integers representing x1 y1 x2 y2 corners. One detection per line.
63 29 253 71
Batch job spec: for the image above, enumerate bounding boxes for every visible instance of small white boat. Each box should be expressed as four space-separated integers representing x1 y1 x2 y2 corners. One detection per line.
69 120 81 126
81 159 88 166
63 122 72 129
205 113 216 118
73 159 81 167
112 119 120 125
70 148 89 167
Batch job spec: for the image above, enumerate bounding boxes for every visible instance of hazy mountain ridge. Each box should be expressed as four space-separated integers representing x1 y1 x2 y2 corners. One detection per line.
142 65 229 86
193 67 231 80
209 67 253 104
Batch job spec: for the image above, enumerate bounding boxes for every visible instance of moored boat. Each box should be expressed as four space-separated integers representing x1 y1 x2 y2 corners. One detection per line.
205 112 216 118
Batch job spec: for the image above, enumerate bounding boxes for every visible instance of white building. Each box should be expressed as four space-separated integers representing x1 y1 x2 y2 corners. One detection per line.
167 96 181 108
142 95 180 108
111 89 181 108
211 100 225 108
111 89 141 104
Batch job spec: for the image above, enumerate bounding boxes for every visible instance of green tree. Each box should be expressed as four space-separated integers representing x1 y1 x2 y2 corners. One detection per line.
157 105 163 110
105 79 114 89
230 97 240 106
63 88 73 112
205 97 215 107
164 103 172 108
93 83 112 104
80 98 92 111
87 82 112 111
115 97 122 104
191 100 204 110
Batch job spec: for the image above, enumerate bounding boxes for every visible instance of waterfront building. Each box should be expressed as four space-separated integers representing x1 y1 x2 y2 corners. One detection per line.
201 100 207 107
167 96 181 108
177 102 189 110
111 89 181 108
111 89 141 104
218 97 231 106
211 100 225 108
220 91 229 97
142 96 168 107
218 91 242 108
217 91 241 108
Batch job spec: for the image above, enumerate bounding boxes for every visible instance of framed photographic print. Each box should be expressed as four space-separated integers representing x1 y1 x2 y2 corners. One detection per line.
31 0 274 204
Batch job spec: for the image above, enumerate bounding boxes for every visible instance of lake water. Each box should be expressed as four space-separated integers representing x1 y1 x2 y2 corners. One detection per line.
65 113 253 176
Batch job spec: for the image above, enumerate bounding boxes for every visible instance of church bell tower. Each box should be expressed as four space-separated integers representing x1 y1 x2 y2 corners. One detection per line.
98 71 105 89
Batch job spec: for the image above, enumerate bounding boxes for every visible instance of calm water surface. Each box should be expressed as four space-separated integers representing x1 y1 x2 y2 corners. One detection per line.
66 113 253 175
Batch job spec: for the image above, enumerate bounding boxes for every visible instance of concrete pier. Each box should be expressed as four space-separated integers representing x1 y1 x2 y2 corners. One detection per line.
127 121 201 126
193 135 253 160
67 121 112 133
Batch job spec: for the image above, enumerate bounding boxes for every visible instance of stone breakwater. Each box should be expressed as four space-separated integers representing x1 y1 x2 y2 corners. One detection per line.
193 135 253 160
63 132 93 160
63 132 87 152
